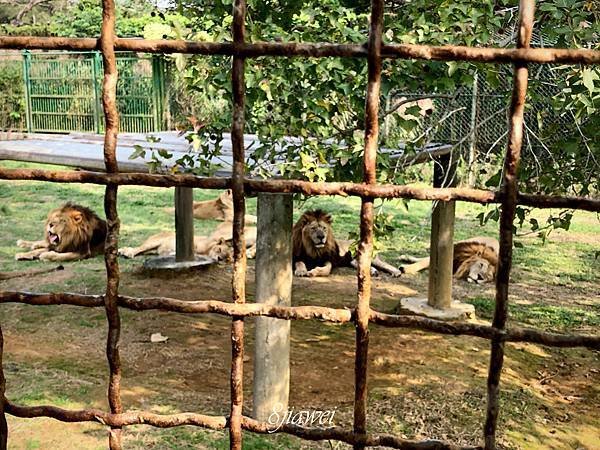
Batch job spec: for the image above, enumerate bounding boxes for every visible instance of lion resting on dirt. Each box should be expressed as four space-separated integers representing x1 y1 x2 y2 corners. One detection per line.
399 236 499 284
15 203 107 262
118 221 257 262
292 209 402 277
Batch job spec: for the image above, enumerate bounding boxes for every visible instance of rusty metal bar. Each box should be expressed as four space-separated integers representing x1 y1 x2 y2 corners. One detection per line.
484 2 535 449
0 326 7 450
229 1 248 448
354 1 383 448
5 400 481 449
1 168 598 212
100 0 123 448
1 292 598 350
1 36 599 65
0 0 598 448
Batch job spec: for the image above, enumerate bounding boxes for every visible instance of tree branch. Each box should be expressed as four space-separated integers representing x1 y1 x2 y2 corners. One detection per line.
11 0 52 26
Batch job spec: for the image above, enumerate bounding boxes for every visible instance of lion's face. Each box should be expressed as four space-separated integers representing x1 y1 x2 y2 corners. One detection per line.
45 208 85 249
302 219 330 249
208 239 233 263
293 209 340 263
463 257 495 284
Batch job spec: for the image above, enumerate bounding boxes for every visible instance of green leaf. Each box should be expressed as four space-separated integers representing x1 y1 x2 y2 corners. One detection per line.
581 68 598 94
129 145 146 160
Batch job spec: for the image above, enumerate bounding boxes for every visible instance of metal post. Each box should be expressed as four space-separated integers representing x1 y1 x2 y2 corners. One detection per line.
151 55 162 132
467 73 479 187
21 50 33 133
253 193 293 421
92 51 102 134
175 186 194 262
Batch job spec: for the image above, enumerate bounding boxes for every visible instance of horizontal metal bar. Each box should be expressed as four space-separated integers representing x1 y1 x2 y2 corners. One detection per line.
1 37 598 65
0 167 598 212
1 291 598 349
30 95 96 99
4 401 479 450
28 78 95 81
31 112 94 117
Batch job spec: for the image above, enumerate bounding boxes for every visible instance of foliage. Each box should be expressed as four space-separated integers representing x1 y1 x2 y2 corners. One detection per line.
162 1 598 199
0 62 26 131
165 0 505 184
0 0 187 38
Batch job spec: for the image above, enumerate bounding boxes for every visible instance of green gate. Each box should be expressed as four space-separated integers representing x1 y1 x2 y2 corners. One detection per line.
22 50 166 133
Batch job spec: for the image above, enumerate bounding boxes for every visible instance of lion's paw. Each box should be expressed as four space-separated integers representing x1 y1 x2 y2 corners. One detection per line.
118 248 136 259
294 268 309 277
15 252 31 261
39 251 59 261
370 267 379 277
16 239 29 249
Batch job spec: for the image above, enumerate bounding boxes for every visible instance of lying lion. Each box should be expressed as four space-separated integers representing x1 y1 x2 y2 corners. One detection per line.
192 189 234 221
119 221 257 262
399 236 499 284
16 203 107 262
293 209 402 277
166 190 257 224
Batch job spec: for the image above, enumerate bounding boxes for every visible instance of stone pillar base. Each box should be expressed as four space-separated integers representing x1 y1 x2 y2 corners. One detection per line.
396 297 475 321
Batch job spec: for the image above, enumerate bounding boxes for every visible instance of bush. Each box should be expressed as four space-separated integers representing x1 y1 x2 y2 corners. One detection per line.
0 60 25 131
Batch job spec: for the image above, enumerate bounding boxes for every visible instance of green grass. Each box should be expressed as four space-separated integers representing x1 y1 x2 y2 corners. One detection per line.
467 296 600 330
1 160 599 449
1 160 599 325
126 427 303 450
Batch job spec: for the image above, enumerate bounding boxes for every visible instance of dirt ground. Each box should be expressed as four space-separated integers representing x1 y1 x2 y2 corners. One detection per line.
1 259 599 449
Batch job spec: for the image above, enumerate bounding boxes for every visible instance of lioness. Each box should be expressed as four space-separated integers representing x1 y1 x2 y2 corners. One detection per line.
399 236 499 284
292 209 402 277
192 190 234 221
167 190 257 224
16 203 107 262
119 222 257 262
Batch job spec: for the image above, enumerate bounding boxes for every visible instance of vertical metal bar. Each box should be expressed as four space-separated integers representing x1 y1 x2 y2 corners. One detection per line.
229 0 247 449
0 326 7 450
100 0 123 449
92 51 102 134
484 1 534 449
354 0 383 448
22 50 33 133
151 55 163 131
467 73 479 187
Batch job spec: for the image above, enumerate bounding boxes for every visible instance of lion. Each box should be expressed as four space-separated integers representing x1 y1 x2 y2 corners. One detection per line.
192 189 234 221
292 209 402 277
118 221 257 262
165 190 257 224
399 236 499 284
15 203 107 262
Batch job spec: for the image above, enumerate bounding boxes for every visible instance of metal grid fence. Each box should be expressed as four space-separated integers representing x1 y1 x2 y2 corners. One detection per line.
0 50 166 133
1 1 599 449
393 63 573 150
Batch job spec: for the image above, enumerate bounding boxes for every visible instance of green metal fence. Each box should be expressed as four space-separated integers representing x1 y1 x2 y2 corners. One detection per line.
16 50 166 133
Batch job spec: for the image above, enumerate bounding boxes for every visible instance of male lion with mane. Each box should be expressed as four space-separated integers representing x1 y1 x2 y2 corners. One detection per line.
293 209 402 277
400 236 499 284
15 203 107 262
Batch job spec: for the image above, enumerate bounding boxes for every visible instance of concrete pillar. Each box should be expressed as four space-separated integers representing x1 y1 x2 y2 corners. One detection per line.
175 186 194 262
428 153 457 309
253 193 293 421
